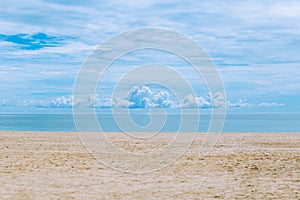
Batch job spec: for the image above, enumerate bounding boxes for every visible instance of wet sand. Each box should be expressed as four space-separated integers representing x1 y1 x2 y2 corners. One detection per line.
0 131 299 199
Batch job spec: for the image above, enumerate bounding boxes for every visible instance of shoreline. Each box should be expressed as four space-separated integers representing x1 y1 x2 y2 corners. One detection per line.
1 130 300 133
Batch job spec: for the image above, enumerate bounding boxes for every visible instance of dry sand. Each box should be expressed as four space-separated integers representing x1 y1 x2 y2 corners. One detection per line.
0 131 299 199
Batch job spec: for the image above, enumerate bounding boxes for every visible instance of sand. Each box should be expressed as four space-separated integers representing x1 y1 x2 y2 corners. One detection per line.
0 131 299 199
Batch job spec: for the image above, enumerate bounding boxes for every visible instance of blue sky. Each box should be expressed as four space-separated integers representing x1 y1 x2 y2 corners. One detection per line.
0 0 300 113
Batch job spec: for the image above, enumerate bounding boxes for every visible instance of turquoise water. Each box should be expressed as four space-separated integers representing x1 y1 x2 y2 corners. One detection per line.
0 113 299 132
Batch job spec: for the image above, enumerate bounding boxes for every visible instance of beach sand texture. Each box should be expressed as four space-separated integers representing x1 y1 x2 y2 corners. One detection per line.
0 131 299 199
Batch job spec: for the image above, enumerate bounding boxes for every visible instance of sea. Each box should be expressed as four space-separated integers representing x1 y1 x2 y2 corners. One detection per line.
0 112 299 132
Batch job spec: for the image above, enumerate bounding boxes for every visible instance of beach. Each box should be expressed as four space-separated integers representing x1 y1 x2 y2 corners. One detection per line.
0 131 299 199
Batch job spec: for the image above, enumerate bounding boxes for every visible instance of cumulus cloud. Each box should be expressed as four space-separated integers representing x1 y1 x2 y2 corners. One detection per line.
127 86 174 108
181 92 225 108
112 97 133 108
227 99 252 108
50 96 74 108
49 94 114 108
14 99 48 108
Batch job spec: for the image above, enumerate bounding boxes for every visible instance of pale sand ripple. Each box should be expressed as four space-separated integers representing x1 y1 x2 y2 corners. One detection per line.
0 131 299 199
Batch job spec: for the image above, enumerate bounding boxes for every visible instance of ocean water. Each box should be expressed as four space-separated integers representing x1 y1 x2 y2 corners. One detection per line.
0 113 299 132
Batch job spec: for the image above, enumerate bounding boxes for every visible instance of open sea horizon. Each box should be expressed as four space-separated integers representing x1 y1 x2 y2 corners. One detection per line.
0 113 299 132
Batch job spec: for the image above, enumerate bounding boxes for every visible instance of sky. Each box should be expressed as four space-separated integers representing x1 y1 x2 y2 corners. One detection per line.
0 0 300 113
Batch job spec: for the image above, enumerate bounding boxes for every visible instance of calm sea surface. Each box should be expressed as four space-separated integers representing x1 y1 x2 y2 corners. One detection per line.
0 113 299 132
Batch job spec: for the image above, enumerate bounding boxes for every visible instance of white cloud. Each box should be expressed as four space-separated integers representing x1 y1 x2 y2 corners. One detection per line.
227 99 285 108
127 86 174 108
258 102 285 107
49 94 114 108
227 99 252 108
16 99 46 108
182 94 209 108
50 96 74 108
181 92 225 108
111 97 133 108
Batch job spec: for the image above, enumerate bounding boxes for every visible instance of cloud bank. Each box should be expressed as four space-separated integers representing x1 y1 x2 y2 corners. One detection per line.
0 86 285 109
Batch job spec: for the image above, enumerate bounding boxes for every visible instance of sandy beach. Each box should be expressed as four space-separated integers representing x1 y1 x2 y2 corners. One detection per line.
0 131 299 199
